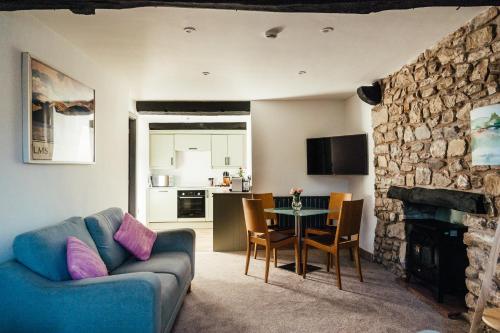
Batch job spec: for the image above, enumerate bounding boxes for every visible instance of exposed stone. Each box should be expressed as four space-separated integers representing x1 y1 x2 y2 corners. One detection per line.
466 25 494 51
414 125 431 140
429 96 444 114
456 63 472 77
416 166 432 185
471 175 483 189
470 58 489 81
457 174 471 190
457 103 472 121
448 139 467 157
385 131 397 142
430 139 447 158
372 107 389 128
442 94 456 108
484 173 500 196
420 86 436 98
388 161 400 175
470 7 498 29
387 223 406 240
437 47 456 65
392 175 405 186
428 158 446 170
432 172 452 187
401 163 413 172
437 77 454 90
377 155 388 168
375 144 389 154
468 48 492 63
406 174 415 187
441 110 455 124
414 66 427 81
449 159 464 173
409 104 422 123
410 142 424 152
403 126 415 143
443 126 459 139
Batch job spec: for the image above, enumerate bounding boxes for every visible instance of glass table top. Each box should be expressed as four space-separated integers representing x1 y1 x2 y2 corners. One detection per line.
264 208 333 216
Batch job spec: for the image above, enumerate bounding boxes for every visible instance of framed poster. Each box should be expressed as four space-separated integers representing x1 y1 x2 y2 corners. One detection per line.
471 104 500 166
22 53 95 164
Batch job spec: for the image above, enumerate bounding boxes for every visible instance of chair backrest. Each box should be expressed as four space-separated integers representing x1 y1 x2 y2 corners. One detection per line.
334 199 364 243
242 198 269 234
327 192 352 221
253 193 277 223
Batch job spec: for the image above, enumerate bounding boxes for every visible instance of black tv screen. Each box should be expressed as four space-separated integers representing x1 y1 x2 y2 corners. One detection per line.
307 134 368 175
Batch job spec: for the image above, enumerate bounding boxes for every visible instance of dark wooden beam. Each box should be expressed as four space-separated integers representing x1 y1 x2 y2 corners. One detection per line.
0 0 496 15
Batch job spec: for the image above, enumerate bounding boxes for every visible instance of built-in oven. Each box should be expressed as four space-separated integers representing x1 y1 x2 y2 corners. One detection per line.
177 190 206 221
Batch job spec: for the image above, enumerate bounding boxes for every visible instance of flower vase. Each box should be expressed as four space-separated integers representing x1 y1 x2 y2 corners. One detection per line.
292 195 302 211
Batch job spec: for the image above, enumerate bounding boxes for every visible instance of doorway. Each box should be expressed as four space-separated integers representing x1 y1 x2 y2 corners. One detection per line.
128 117 137 216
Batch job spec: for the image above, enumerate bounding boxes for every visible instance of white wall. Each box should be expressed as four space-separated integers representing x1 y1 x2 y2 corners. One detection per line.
0 13 129 262
251 100 350 196
344 95 376 254
251 98 376 254
135 114 251 223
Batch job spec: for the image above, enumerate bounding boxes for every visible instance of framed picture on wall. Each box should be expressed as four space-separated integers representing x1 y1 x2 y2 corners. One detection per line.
22 52 95 164
471 104 500 166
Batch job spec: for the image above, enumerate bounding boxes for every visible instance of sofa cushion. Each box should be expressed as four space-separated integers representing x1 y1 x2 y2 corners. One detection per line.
84 207 129 271
67 236 108 280
112 252 191 285
114 213 157 261
13 216 98 281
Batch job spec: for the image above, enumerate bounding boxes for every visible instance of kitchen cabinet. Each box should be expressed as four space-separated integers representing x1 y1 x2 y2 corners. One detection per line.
148 188 177 222
150 134 175 169
211 134 245 167
206 189 214 221
175 134 211 151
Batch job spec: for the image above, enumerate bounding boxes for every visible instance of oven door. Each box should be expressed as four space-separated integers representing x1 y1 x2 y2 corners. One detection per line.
177 190 206 221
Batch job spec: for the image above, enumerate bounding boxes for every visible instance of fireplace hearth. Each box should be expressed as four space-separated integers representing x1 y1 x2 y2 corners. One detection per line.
405 219 468 303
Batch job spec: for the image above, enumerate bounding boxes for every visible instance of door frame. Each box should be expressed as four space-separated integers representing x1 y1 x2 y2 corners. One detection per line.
128 113 137 216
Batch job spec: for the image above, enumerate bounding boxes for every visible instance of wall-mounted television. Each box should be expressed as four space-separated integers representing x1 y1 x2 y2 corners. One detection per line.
307 134 368 175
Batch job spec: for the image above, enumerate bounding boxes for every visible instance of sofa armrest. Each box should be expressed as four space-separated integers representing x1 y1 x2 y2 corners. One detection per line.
152 228 195 278
0 261 161 333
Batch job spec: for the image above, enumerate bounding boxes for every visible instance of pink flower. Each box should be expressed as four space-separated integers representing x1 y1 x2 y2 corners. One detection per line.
290 187 303 195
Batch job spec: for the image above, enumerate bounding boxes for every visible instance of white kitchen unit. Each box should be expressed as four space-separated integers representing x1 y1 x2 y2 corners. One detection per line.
211 134 245 167
206 188 214 221
149 134 175 169
174 134 211 151
148 187 177 222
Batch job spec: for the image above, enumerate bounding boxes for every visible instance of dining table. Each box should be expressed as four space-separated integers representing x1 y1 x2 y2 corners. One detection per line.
264 207 336 274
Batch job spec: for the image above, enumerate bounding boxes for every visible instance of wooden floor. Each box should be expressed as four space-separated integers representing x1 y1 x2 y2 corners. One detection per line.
150 223 213 252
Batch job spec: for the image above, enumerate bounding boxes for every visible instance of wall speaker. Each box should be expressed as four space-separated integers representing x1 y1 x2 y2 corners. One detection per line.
357 81 382 105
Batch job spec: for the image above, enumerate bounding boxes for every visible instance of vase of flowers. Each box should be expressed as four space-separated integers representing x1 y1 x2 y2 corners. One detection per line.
290 187 303 211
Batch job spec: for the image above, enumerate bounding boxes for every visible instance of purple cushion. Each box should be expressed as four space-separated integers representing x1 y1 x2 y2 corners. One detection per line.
66 236 108 280
113 213 157 261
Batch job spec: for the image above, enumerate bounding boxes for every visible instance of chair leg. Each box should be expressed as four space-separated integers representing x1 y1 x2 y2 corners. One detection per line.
349 248 354 261
294 239 299 274
354 247 363 282
245 240 251 275
264 246 271 283
326 253 331 273
273 248 278 268
254 243 258 259
335 252 342 290
302 244 309 279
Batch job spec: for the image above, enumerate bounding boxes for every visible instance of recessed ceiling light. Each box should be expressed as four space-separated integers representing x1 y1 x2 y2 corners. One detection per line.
298 70 307 75
184 26 196 33
202 71 210 76
321 26 334 33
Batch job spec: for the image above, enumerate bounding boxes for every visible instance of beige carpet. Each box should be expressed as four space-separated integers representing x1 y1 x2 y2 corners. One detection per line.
172 249 468 333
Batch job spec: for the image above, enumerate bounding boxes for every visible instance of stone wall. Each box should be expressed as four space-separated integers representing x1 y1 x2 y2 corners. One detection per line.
371 6 500 314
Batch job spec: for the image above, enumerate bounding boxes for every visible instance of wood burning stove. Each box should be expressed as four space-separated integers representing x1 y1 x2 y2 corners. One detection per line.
406 219 468 303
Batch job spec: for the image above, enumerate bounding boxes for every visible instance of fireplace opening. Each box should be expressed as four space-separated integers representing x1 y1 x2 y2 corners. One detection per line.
387 186 488 307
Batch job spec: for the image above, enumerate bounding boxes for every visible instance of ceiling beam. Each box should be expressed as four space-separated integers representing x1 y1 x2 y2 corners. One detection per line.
0 0 496 15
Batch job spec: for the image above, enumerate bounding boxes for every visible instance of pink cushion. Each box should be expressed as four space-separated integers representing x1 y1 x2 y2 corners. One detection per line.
114 213 157 261
66 236 108 280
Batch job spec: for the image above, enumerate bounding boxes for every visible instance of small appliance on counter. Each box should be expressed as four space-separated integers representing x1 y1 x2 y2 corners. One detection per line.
230 177 243 192
151 175 174 187
222 171 231 187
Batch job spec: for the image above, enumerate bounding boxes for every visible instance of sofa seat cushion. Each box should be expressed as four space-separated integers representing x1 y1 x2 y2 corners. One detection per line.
84 208 129 271
157 273 183 331
13 217 98 281
112 252 191 285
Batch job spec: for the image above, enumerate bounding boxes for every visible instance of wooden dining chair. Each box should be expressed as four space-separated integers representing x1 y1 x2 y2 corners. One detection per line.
305 192 352 237
252 193 293 260
302 199 364 290
242 198 299 283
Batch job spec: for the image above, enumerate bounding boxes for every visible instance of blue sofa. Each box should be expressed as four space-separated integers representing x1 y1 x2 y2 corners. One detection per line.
0 207 195 333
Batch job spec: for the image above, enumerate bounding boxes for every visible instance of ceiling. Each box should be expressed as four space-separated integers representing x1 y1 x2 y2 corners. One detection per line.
31 6 486 101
